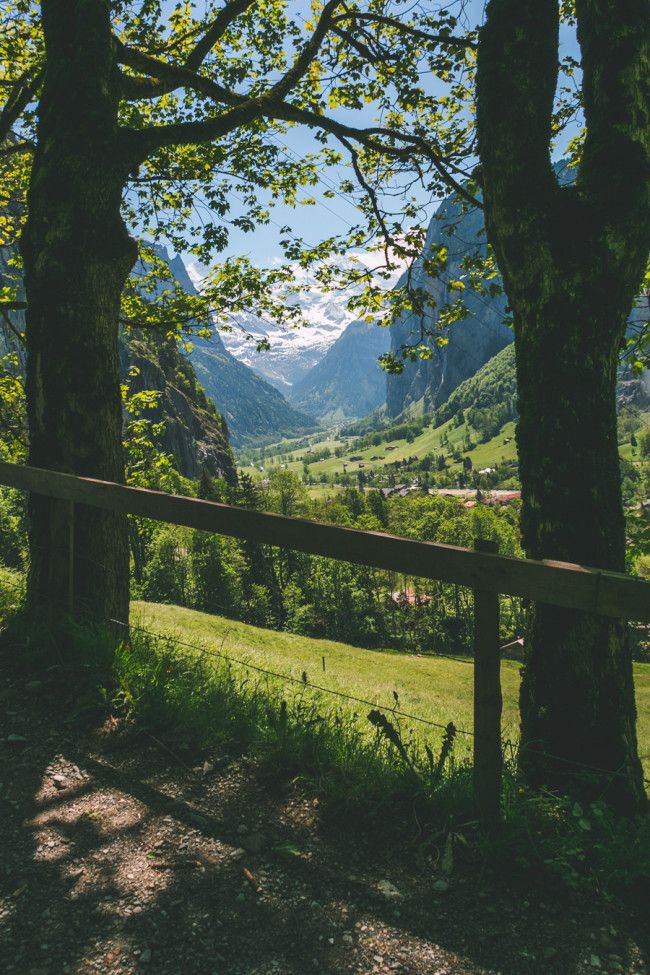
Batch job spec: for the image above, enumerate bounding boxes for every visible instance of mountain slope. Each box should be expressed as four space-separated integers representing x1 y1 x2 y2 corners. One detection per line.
432 343 517 429
289 318 391 422
287 192 512 424
385 162 584 418
198 268 366 391
122 330 236 482
165 256 318 446
0 242 237 481
189 331 319 446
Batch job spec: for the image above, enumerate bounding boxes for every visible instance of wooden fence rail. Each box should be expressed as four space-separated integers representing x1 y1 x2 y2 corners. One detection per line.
1 460 649 823
2 462 649 619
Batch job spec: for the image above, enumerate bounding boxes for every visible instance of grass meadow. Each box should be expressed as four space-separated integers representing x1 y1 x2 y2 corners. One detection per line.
133 600 650 777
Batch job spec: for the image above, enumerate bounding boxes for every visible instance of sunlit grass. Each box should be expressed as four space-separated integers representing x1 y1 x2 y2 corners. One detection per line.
134 600 650 776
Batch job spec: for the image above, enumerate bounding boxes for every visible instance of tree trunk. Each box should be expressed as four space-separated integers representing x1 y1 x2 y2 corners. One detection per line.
476 0 649 811
514 291 645 811
21 0 137 628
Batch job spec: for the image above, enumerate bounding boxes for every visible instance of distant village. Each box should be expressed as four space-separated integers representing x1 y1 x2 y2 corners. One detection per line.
379 484 521 507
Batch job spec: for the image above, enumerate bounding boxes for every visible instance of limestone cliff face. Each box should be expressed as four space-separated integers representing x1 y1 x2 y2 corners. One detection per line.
386 195 511 418
121 330 236 482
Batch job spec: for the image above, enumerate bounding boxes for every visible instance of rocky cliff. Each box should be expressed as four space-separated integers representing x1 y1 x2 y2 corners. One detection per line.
386 195 511 417
121 330 236 482
0 243 237 481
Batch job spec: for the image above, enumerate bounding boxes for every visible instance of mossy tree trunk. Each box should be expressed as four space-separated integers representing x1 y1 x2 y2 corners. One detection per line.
476 0 649 810
21 0 137 627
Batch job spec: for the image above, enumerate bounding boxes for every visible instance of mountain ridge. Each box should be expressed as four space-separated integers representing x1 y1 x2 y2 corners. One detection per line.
169 255 318 446
289 318 391 422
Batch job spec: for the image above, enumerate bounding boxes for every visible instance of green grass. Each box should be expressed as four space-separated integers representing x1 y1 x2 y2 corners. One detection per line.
0 566 25 617
240 410 650 487
111 605 481 826
238 417 520 483
133 600 650 775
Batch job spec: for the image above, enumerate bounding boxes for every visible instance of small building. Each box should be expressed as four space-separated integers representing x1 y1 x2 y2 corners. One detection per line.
484 491 521 507
390 588 432 607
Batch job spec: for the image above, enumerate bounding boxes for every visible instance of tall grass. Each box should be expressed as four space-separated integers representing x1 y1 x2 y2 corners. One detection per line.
114 626 472 826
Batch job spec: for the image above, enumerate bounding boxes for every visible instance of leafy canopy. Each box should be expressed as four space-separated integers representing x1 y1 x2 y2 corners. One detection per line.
0 0 647 374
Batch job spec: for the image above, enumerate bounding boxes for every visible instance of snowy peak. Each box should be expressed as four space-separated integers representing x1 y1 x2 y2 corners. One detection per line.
186 256 405 391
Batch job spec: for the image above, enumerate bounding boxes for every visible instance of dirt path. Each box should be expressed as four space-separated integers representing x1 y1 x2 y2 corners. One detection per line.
0 671 647 975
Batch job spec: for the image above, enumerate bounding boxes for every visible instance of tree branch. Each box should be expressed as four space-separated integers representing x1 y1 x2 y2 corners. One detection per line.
118 0 337 103
185 0 257 70
264 103 480 209
119 0 257 100
332 11 477 50
0 307 26 347
339 135 394 263
577 0 650 235
117 1 478 208
475 0 559 277
0 140 35 159
265 0 341 103
0 65 41 146
120 0 341 158
117 39 234 102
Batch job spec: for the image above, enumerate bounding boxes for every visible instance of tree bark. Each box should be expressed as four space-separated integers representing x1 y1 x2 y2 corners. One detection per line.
476 0 649 811
514 290 645 810
21 0 137 628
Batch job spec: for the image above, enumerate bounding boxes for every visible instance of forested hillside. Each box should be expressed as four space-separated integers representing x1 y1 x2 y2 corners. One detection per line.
431 343 518 437
386 194 511 417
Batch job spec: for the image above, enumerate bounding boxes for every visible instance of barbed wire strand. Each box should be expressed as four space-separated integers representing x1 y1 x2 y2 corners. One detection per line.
108 616 473 737
2 574 649 783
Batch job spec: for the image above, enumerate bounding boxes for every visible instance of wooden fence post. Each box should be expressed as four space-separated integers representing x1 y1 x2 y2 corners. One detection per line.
473 537 502 824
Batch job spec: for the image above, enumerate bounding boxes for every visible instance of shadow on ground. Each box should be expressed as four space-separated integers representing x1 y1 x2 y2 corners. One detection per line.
1 663 648 975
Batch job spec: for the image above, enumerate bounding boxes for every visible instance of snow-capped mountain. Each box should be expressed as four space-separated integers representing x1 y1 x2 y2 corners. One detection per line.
186 257 405 392
220 287 360 390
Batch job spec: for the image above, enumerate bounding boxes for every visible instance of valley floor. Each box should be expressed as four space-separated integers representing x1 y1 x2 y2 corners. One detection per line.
1 653 648 975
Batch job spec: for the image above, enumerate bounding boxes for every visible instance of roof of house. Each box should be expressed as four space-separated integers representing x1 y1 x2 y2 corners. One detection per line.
390 588 432 606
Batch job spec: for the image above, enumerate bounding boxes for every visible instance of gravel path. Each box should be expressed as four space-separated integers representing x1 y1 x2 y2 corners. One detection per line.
0 672 648 975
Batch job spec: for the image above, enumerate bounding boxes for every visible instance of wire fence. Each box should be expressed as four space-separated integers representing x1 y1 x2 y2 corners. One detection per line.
0 570 471 733
2 571 649 787
109 616 474 738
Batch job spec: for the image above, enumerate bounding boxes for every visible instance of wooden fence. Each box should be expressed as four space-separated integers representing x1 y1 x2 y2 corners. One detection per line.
1 460 649 821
